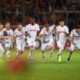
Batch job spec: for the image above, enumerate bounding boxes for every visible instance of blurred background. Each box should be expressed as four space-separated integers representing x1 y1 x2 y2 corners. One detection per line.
0 0 80 31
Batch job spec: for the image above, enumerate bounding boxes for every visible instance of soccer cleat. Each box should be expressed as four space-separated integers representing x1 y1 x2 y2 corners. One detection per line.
67 58 70 62
58 55 62 62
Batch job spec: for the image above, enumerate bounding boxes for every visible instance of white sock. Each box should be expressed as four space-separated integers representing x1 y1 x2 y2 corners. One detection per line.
30 47 34 60
31 53 34 60
58 48 63 55
28 52 31 58
6 50 10 59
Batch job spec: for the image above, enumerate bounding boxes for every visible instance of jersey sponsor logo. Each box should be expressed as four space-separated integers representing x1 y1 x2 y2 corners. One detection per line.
17 34 24 38
29 29 37 32
58 31 66 33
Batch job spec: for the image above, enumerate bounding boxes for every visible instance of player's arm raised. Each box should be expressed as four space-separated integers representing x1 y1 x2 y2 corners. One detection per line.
52 26 56 36
65 27 70 37
69 31 74 44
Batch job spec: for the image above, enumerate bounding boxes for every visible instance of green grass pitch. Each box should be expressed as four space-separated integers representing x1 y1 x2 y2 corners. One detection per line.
0 49 80 80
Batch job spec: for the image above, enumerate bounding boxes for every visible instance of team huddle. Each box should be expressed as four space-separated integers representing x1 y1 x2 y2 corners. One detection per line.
0 17 80 62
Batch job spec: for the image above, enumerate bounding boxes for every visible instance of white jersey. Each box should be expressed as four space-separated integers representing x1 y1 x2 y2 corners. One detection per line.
70 29 80 44
3 28 13 43
0 30 3 36
40 26 54 43
50 24 56 32
0 29 4 54
56 25 69 42
14 28 25 41
50 24 56 37
25 23 40 39
0 29 4 43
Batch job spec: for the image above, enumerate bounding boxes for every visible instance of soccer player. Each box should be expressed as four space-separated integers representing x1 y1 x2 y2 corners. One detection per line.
56 20 69 62
3 22 13 59
67 25 80 61
39 23 56 62
25 17 40 61
0 23 4 59
14 23 25 59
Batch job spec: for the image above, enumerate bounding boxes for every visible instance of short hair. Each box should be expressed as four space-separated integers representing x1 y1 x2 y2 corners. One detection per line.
59 19 64 22
5 22 10 25
17 23 22 25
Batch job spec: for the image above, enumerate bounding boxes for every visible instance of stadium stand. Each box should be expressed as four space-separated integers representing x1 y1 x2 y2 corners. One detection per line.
0 0 80 31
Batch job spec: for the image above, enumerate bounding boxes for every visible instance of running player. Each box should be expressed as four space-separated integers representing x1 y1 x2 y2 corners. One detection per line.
56 20 69 62
39 23 56 62
3 22 13 59
14 23 25 59
67 25 80 61
25 17 40 61
0 23 4 59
